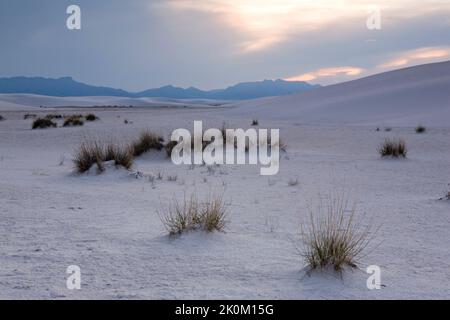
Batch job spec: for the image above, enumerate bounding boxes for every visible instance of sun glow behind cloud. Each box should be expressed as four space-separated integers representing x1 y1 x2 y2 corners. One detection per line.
167 0 450 53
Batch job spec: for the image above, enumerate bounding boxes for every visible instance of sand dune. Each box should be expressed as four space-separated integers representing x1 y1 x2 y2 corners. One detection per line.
227 61 450 127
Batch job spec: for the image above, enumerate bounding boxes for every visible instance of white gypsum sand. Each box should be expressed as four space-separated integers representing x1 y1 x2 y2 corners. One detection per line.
0 62 449 299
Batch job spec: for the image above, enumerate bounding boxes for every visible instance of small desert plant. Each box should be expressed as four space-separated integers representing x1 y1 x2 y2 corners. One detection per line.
415 125 426 133
378 138 407 158
251 119 259 126
201 194 228 232
32 118 57 129
384 127 392 132
85 114 99 121
124 119 129 124
103 143 134 170
73 141 133 173
73 141 104 173
63 116 84 127
130 130 164 157
158 193 227 235
0 115 4 121
300 196 373 272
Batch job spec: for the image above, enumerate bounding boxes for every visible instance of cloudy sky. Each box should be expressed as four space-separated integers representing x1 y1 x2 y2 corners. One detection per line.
1 0 449 91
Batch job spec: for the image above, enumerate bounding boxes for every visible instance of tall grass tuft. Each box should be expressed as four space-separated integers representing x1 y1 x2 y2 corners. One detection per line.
158 193 228 235
103 143 133 170
73 141 104 173
130 130 164 157
73 141 133 173
300 196 374 272
378 138 407 158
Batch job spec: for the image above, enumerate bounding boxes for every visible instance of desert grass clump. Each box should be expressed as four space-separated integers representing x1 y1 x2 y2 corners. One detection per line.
378 138 407 158
415 125 426 134
73 141 134 173
158 193 228 236
130 130 164 157
64 116 84 127
201 194 227 232
0 115 4 121
73 141 104 173
85 113 99 121
300 196 373 272
251 119 259 126
103 143 134 170
32 118 57 129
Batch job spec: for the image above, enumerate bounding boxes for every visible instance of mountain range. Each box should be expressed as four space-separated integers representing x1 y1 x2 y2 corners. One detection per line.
0 76 319 100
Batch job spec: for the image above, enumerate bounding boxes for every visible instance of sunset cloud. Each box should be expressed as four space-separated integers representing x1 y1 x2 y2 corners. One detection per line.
285 67 364 82
379 47 450 69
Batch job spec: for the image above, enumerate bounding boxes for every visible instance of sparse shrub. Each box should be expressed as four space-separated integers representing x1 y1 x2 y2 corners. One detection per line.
415 125 426 134
0 115 4 121
73 141 104 173
85 114 99 121
63 116 84 127
158 193 228 235
103 143 133 170
73 141 133 173
384 127 392 132
378 138 407 158
376 127 380 132
32 118 57 129
251 119 259 126
202 194 228 232
124 119 129 124
130 130 164 157
300 196 373 272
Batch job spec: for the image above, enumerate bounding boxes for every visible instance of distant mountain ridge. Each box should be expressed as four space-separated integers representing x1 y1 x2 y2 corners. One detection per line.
0 76 319 100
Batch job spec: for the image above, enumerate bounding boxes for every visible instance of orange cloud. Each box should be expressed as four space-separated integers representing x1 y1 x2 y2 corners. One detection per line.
379 47 450 69
285 66 364 82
